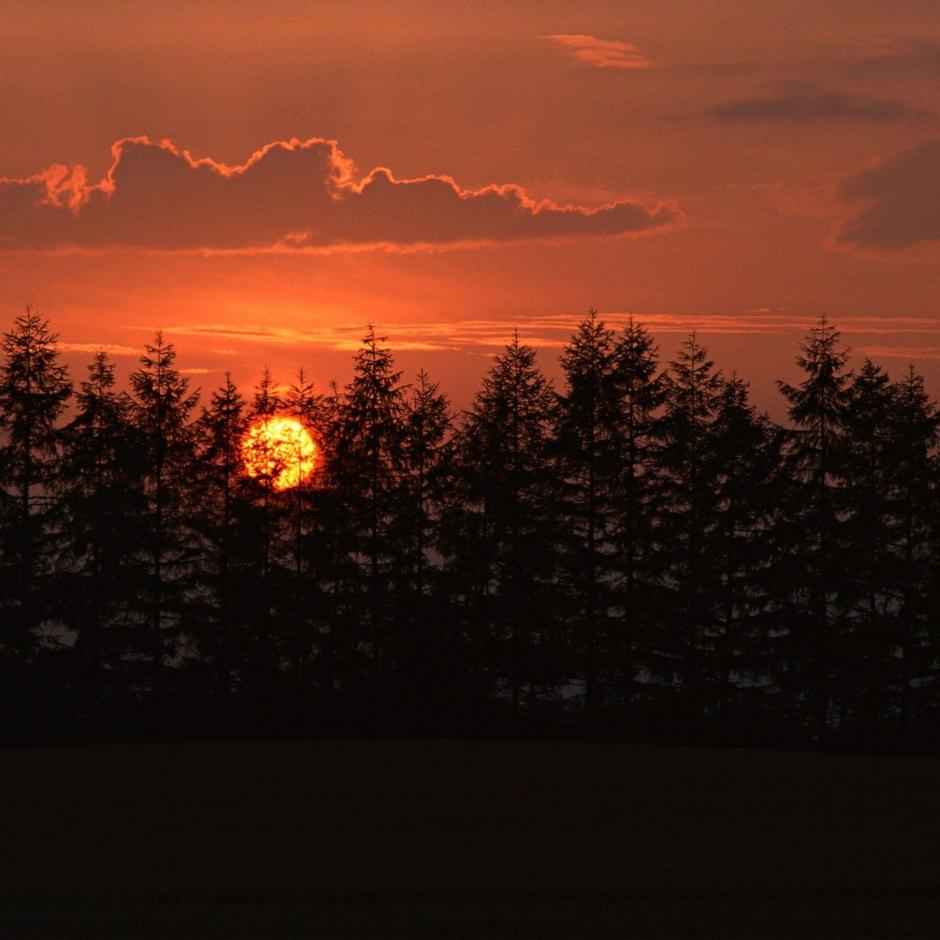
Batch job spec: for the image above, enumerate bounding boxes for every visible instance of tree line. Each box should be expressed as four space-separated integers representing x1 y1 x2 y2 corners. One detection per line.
1 305 939 751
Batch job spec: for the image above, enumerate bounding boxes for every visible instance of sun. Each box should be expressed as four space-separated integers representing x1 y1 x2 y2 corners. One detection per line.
242 415 318 491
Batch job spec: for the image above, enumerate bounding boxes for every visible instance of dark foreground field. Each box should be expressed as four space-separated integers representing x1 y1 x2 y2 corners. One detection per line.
2 739 940 938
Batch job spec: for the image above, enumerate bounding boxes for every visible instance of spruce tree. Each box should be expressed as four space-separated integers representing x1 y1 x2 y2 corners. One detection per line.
190 373 250 710
334 327 408 706
704 375 783 741
610 318 665 710
555 310 623 720
840 359 897 739
777 316 851 740
886 367 939 737
395 369 452 726
653 332 723 736
129 332 199 712
0 307 72 729
59 352 142 718
445 333 559 718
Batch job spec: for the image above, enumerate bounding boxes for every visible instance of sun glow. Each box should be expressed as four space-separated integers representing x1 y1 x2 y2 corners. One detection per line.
242 415 317 491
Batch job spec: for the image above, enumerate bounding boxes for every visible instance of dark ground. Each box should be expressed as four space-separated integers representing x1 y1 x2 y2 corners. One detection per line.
2 739 939 937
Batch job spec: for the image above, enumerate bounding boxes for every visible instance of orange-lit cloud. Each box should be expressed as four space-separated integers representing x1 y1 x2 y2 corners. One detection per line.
58 342 141 357
0 137 678 252
145 311 940 359
837 140 940 249
545 34 651 70
856 346 940 361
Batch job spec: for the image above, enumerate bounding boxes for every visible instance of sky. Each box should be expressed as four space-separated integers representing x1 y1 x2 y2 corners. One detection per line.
3 0 940 414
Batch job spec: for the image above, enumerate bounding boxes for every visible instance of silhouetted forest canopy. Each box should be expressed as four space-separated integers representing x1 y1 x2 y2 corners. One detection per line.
2 305 939 752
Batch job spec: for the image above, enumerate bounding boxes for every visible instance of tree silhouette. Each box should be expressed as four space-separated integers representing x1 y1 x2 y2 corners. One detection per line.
446 333 559 720
334 327 408 719
0 307 937 751
130 332 199 717
555 310 623 721
654 332 724 737
0 307 71 732
610 318 665 715
59 352 143 722
777 316 852 741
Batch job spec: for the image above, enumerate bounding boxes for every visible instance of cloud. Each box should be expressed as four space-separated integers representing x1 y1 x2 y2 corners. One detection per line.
837 39 940 77
856 345 940 361
59 342 141 357
545 34 651 70
710 83 929 122
150 311 940 359
0 136 678 252
837 140 940 250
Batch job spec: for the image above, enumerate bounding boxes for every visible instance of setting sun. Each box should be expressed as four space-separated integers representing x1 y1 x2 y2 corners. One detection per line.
242 415 317 491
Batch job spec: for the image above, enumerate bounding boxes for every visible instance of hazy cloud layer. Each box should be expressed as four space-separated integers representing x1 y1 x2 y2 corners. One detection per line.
710 84 928 122
545 34 651 70
838 140 940 249
149 311 940 358
0 137 678 252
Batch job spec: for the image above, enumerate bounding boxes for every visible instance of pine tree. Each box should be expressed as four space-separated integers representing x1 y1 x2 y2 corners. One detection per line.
281 368 325 688
445 333 559 718
704 375 784 741
0 307 72 730
129 332 199 712
190 373 250 710
334 327 408 706
885 367 939 737
555 310 623 720
59 352 143 718
653 332 724 736
777 315 851 741
610 318 665 710
840 359 897 739
395 369 453 727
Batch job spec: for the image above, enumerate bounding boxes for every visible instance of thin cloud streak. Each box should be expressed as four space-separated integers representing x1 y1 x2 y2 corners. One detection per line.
710 84 930 122
136 311 940 357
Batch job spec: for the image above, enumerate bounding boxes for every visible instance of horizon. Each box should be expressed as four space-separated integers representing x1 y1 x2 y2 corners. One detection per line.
23 306 940 423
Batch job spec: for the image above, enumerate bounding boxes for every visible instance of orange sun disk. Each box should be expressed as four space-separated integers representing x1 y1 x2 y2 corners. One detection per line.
242 415 318 491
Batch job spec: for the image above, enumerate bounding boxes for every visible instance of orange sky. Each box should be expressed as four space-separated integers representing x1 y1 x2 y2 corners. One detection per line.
3 0 940 414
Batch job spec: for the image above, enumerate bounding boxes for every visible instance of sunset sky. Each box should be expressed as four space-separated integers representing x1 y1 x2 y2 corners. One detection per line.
4 0 940 413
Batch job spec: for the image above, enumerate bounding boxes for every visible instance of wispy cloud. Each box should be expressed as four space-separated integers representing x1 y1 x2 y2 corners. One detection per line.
837 139 940 250
710 83 930 122
856 345 940 361
59 342 140 357
137 311 940 359
545 34 651 71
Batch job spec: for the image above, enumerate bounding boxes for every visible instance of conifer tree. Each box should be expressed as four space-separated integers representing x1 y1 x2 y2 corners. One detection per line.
555 310 623 719
129 332 199 709
190 373 250 708
59 352 142 716
445 333 559 716
281 368 325 686
886 367 939 736
610 318 665 709
840 359 897 738
704 375 783 740
653 332 724 734
777 316 851 740
0 307 71 726
334 327 408 700
395 369 453 725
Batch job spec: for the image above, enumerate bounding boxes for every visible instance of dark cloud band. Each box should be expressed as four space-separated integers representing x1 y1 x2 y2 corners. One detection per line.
0 137 680 252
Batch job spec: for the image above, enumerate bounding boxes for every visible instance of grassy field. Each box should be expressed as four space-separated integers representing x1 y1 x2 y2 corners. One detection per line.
2 738 939 937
